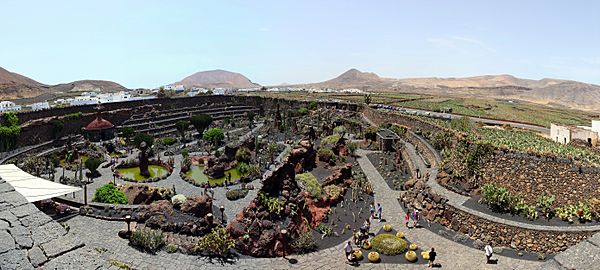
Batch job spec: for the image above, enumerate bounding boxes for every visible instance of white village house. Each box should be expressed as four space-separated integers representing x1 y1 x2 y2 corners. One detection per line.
551 120 600 147
0 101 22 112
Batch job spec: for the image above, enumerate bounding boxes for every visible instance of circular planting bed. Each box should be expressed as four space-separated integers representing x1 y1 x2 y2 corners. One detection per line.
117 165 170 182
183 165 241 186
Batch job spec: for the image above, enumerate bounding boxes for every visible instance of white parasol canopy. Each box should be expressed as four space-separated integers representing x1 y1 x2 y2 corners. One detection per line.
0 164 81 202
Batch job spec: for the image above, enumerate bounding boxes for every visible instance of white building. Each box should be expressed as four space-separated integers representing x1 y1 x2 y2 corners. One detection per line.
30 102 50 111
551 121 600 147
0 101 22 112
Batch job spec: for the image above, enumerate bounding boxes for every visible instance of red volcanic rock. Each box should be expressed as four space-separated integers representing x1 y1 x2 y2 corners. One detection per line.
180 195 213 217
322 163 353 186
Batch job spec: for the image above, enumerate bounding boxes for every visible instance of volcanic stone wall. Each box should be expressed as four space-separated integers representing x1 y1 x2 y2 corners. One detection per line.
16 96 357 147
479 150 600 206
445 204 595 254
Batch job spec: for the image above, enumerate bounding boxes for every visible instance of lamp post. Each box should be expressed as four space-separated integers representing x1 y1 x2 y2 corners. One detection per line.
220 205 225 224
280 229 288 259
125 215 132 237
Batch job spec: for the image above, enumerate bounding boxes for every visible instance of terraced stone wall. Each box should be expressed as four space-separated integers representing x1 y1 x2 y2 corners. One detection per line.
479 150 600 206
16 96 356 147
445 205 595 254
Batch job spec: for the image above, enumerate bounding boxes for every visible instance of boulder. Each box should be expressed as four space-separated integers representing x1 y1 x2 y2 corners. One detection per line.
322 164 352 186
180 195 213 217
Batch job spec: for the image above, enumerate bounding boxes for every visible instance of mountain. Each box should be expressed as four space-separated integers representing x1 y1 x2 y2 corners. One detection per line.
397 74 565 89
0 66 49 99
50 80 127 93
0 66 128 100
176 69 259 89
515 81 600 111
295 68 390 90
294 69 600 112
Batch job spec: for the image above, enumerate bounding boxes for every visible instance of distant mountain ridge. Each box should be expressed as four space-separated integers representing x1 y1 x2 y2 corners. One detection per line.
175 69 259 89
0 66 127 100
292 68 600 112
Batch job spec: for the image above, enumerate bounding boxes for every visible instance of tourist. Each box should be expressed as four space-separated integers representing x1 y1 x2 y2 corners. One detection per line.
376 203 383 220
352 229 360 245
344 241 353 263
369 203 375 219
428 247 437 268
204 185 208 196
210 186 215 199
412 209 420 228
404 212 410 228
485 244 494 263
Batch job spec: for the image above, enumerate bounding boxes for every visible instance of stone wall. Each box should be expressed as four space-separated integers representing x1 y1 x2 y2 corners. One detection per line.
480 150 600 206
445 204 594 254
0 179 84 269
401 178 597 254
16 96 357 147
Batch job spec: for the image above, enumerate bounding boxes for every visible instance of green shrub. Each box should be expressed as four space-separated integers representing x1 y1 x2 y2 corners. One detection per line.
235 147 252 163
64 111 83 120
165 243 178 253
171 194 187 205
236 162 250 176
371 234 408 256
93 183 128 204
226 189 249 201
322 134 341 145
84 157 103 175
161 137 176 146
316 224 333 237
520 204 538 221
130 228 164 253
257 191 282 215
346 142 358 156
292 231 317 253
323 185 343 201
536 193 555 219
194 227 235 256
296 172 322 199
297 107 309 115
317 148 335 162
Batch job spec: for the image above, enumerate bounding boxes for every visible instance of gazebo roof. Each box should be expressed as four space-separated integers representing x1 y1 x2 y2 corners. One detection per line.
84 114 114 130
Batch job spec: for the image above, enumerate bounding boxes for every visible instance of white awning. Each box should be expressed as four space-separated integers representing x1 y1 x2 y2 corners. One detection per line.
0 164 81 202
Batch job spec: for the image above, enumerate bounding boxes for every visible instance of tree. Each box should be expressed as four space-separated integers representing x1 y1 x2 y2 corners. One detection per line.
175 120 190 144
0 112 21 152
84 157 103 179
122 127 135 139
267 143 278 163
247 111 256 128
190 114 213 135
50 119 64 139
364 94 372 105
203 128 225 146
133 133 154 149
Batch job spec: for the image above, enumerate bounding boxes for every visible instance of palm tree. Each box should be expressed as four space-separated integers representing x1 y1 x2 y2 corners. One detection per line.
175 120 190 146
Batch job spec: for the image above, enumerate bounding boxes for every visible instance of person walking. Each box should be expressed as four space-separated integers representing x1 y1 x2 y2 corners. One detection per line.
485 244 494 264
369 203 375 219
428 247 437 268
412 209 420 227
376 203 383 220
404 212 411 228
344 241 354 264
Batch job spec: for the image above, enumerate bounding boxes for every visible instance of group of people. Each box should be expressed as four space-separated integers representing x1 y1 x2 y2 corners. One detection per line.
369 203 383 220
404 208 420 228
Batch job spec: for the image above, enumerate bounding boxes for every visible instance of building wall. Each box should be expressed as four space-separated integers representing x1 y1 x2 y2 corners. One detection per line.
571 127 598 146
593 120 600 134
550 124 571 144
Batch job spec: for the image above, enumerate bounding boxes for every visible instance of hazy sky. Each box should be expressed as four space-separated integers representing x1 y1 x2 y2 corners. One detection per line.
2 1 600 88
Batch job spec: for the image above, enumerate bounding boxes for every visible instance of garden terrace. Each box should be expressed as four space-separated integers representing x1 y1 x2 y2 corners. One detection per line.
119 105 259 136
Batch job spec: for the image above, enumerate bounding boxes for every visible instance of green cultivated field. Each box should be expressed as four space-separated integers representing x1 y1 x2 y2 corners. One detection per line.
393 98 597 127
